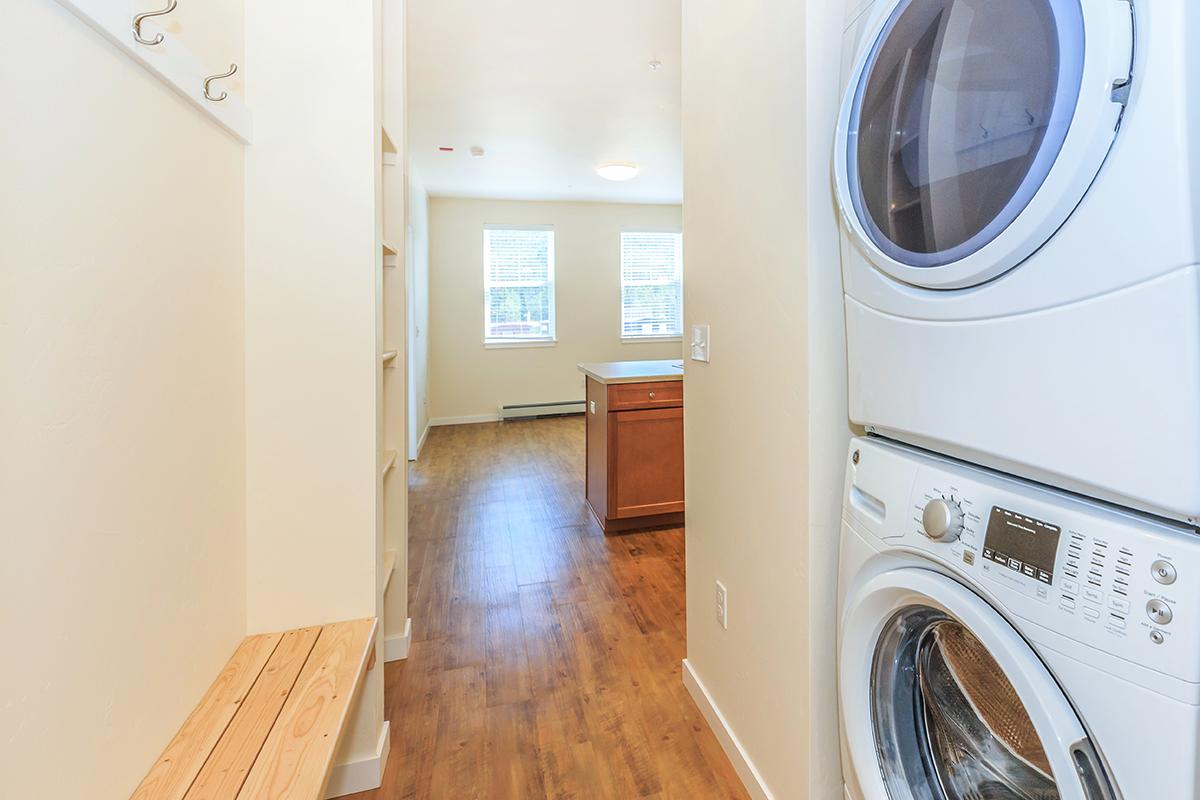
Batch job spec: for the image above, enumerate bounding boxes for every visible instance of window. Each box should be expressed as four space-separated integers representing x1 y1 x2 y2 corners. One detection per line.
621 232 683 340
483 226 555 344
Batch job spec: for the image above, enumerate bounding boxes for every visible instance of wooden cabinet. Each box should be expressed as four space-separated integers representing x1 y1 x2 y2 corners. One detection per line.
585 377 684 532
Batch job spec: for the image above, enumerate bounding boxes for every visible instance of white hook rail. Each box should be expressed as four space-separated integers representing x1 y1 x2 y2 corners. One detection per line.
52 0 252 143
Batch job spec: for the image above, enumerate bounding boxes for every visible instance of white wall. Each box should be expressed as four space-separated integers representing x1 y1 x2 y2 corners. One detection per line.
428 197 683 422
243 0 385 771
408 169 431 453
681 0 850 797
0 1 246 796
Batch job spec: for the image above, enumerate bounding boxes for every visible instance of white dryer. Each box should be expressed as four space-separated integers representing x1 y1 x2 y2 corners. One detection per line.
833 0 1200 525
838 436 1200 800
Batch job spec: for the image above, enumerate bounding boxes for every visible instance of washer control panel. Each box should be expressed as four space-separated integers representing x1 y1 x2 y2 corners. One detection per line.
852 440 1200 683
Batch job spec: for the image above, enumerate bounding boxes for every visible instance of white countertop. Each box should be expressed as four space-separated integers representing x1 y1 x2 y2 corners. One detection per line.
578 359 684 385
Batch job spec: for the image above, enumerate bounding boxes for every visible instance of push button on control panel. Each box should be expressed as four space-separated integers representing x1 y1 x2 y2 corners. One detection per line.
1146 598 1174 626
1152 560 1177 586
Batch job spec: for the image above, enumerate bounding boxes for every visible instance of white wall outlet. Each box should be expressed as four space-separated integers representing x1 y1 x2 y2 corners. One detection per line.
715 580 728 629
691 324 710 363
589 400 597 414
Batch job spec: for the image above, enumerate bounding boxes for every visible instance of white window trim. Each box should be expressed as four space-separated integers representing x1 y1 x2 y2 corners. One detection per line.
620 335 683 344
484 339 558 350
619 230 684 341
482 224 557 345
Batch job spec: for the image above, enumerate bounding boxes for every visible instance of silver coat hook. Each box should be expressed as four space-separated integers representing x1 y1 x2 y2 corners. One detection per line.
203 64 238 102
132 0 178 46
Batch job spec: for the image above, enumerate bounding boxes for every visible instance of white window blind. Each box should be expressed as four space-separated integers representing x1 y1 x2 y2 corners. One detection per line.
484 226 556 343
621 232 683 339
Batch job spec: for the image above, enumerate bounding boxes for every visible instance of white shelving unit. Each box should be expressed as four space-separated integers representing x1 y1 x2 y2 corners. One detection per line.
379 96 408 664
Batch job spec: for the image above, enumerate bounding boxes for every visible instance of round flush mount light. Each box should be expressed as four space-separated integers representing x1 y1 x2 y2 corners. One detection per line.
596 162 640 182
648 59 663 71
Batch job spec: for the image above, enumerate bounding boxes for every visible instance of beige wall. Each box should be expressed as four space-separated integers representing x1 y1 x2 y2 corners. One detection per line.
0 1 246 797
243 0 386 770
408 170 431 451
681 0 850 797
428 198 683 422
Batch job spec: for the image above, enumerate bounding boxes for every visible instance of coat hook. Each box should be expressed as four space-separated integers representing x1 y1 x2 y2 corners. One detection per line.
204 64 238 102
132 0 178 46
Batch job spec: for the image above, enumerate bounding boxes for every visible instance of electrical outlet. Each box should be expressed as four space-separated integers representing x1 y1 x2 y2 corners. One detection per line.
691 324 710 363
715 580 728 629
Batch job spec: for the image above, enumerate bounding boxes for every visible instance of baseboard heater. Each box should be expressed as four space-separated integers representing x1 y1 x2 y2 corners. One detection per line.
499 400 586 420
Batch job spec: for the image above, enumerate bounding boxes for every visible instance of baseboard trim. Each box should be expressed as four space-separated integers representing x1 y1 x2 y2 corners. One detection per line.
411 424 430 460
324 719 390 798
682 658 774 800
384 618 412 663
429 413 499 427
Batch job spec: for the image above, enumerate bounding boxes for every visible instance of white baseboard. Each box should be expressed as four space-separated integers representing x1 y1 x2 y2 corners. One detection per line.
324 719 390 798
411 424 430 460
429 413 499 427
384 617 412 663
682 659 774 800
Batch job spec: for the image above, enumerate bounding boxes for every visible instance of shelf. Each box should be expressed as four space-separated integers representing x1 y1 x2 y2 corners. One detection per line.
382 549 397 594
381 449 398 478
382 240 399 269
382 127 398 167
381 350 398 367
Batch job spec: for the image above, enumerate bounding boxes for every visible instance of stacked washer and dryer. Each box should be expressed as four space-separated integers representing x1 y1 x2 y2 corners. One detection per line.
832 0 1200 798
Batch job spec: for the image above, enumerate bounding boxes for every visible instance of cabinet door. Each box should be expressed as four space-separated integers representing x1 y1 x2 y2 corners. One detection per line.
610 407 684 519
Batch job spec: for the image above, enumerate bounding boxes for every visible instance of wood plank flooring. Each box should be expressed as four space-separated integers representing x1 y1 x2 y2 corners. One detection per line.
346 416 748 800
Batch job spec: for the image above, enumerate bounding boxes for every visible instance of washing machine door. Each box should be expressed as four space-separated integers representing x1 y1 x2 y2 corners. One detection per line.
834 0 1133 290
840 568 1119 800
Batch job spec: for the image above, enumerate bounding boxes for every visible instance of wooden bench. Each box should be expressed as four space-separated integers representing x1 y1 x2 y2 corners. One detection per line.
131 618 377 800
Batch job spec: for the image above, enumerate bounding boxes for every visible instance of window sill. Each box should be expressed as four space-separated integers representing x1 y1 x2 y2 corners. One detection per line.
621 335 683 344
484 339 558 350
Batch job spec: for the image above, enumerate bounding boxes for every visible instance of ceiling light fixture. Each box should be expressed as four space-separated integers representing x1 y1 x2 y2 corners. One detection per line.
648 59 663 71
470 146 485 158
596 162 640 182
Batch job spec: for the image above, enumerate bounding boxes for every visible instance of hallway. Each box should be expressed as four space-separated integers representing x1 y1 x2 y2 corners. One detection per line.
349 417 747 799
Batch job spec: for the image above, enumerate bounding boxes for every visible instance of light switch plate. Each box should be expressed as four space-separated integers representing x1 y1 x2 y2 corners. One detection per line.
690 324 710 363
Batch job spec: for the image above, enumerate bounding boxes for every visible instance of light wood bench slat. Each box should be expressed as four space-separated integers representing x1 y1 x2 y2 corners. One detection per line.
236 619 378 800
132 619 376 800
184 626 322 800
131 633 283 800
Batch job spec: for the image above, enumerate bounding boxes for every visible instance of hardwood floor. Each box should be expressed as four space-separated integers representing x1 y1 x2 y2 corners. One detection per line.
345 416 748 800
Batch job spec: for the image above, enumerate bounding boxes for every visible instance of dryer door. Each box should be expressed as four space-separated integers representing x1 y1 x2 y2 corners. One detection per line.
840 568 1119 800
834 0 1133 290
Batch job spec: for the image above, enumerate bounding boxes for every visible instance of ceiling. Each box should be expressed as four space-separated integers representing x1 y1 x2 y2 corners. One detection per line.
407 0 682 204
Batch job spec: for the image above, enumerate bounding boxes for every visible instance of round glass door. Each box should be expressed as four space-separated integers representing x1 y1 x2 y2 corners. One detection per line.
873 607 1059 799
846 0 1085 269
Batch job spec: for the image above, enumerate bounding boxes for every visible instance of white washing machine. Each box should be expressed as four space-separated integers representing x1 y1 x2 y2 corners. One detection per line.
833 0 1200 525
838 436 1200 800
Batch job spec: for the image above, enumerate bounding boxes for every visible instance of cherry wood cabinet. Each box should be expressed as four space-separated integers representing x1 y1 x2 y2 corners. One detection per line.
585 377 684 532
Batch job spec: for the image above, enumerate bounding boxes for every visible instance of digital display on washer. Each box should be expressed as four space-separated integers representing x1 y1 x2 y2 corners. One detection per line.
982 506 1061 584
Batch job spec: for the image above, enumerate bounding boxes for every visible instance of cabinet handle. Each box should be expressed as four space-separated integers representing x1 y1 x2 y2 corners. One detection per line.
648 392 656 399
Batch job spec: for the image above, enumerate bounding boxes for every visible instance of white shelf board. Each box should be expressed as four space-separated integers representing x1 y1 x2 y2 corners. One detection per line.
53 0 252 143
382 127 398 166
382 549 397 594
382 240 399 269
381 449 398 478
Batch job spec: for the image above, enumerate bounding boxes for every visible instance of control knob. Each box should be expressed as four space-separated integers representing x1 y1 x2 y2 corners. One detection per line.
923 498 965 542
